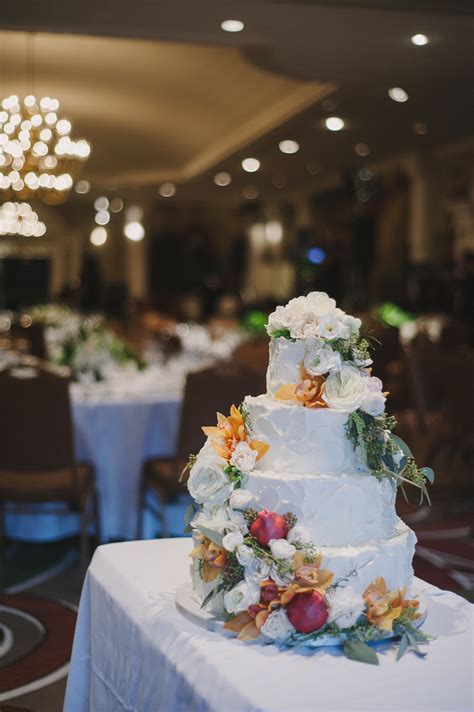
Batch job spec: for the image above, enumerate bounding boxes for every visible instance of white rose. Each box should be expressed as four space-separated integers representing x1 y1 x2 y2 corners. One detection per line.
269 538 296 560
327 586 365 629
193 504 247 535
266 305 292 334
187 453 231 505
224 580 261 614
229 488 254 510
222 531 244 552
305 292 336 315
287 524 312 545
230 442 257 474
289 313 318 340
316 313 342 340
360 389 386 416
323 365 367 412
260 609 295 641
343 314 362 335
269 566 293 587
236 544 254 566
244 557 272 584
304 345 342 376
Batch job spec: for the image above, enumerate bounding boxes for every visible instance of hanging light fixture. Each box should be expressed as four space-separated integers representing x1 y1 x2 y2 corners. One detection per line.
0 201 46 237
0 35 91 205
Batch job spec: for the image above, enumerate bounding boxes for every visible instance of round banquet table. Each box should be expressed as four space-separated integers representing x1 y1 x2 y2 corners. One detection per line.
64 538 473 712
4 368 184 542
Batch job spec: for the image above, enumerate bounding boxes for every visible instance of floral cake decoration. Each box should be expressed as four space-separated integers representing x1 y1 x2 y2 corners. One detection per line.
266 292 434 502
184 404 432 665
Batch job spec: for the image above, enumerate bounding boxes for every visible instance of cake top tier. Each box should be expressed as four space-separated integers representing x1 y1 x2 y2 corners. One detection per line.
266 292 361 342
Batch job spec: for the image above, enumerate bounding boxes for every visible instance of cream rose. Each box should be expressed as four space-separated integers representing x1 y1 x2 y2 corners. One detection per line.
360 376 386 416
266 305 292 334
269 538 296 560
260 609 295 640
224 580 260 614
187 452 231 505
222 531 244 552
287 524 312 545
304 345 342 376
316 313 343 340
236 544 254 567
229 488 254 510
305 291 336 315
193 505 247 535
323 365 367 411
327 586 365 629
230 442 257 473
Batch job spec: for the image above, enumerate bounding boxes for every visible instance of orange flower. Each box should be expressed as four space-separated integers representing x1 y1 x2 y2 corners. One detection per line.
279 552 333 605
202 404 269 462
190 537 227 583
275 364 327 409
363 577 420 632
223 607 270 641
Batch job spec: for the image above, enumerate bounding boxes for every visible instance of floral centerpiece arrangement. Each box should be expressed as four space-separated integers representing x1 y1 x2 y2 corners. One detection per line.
51 319 146 382
266 293 434 502
185 404 431 664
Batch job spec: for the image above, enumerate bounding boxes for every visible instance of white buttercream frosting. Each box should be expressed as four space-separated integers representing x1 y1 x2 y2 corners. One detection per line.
266 337 307 396
245 393 366 476
245 469 398 547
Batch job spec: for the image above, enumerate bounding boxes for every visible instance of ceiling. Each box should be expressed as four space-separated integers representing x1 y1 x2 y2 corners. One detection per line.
0 0 472 205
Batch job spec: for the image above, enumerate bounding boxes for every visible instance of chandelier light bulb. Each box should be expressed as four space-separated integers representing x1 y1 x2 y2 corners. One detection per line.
0 201 46 236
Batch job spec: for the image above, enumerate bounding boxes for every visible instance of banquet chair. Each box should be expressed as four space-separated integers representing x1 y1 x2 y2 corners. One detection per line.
9 322 46 360
0 367 99 573
138 361 265 537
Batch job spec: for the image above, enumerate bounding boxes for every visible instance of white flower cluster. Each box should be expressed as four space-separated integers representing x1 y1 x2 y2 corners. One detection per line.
323 366 386 415
267 292 361 342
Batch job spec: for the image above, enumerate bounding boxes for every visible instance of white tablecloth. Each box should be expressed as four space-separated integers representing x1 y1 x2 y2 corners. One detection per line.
5 374 182 542
64 539 474 712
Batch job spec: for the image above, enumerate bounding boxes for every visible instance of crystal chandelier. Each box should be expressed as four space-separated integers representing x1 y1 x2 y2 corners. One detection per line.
0 201 46 237
0 94 91 205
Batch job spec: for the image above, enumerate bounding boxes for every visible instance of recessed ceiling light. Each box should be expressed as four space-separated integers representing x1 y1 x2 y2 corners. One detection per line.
354 143 370 157
109 197 124 213
242 185 259 200
124 221 145 242
214 171 232 187
388 87 409 103
95 209 110 226
307 162 321 175
159 182 176 197
272 174 286 188
221 19 244 33
279 140 300 154
325 117 344 132
90 226 107 246
75 179 90 194
242 157 260 173
413 122 428 135
411 33 429 46
94 196 109 211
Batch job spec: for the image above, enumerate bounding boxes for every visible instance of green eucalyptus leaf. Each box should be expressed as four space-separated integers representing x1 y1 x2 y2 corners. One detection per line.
184 503 195 527
396 633 411 661
195 525 224 547
420 467 435 484
200 582 223 609
344 640 379 665
390 434 413 459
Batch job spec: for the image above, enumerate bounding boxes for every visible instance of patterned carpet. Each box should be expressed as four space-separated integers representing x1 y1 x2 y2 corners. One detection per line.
0 595 76 702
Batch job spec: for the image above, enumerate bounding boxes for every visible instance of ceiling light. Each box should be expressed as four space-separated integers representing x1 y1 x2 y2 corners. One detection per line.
388 87 409 103
242 157 260 173
325 117 344 132
242 185 259 200
126 205 143 222
272 174 286 188
0 201 46 237
94 196 109 211
109 197 124 213
307 162 321 175
412 122 428 135
221 19 244 33
265 221 283 245
124 221 145 242
214 171 232 187
75 179 90 194
411 33 429 46
159 182 176 197
354 143 370 157
279 140 300 155
90 226 107 246
95 209 110 226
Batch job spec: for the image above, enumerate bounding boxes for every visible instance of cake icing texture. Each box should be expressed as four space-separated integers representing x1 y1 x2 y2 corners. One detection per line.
185 292 434 660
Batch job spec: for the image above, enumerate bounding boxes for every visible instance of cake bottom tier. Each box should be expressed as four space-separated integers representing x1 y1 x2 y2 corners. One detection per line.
191 522 416 611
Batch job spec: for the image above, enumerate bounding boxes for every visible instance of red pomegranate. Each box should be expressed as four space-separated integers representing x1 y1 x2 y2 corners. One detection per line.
249 509 288 546
286 590 329 633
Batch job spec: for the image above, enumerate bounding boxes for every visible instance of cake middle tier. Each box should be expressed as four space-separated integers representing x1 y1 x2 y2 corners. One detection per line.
245 469 398 546
245 393 365 476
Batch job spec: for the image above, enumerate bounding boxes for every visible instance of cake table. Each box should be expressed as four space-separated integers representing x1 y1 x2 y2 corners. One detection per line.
64 539 473 712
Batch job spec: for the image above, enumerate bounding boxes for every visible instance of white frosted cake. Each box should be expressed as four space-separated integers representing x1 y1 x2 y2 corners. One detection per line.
184 293 433 659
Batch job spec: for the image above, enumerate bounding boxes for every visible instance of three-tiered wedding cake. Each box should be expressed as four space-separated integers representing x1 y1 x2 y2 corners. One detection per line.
185 293 432 659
